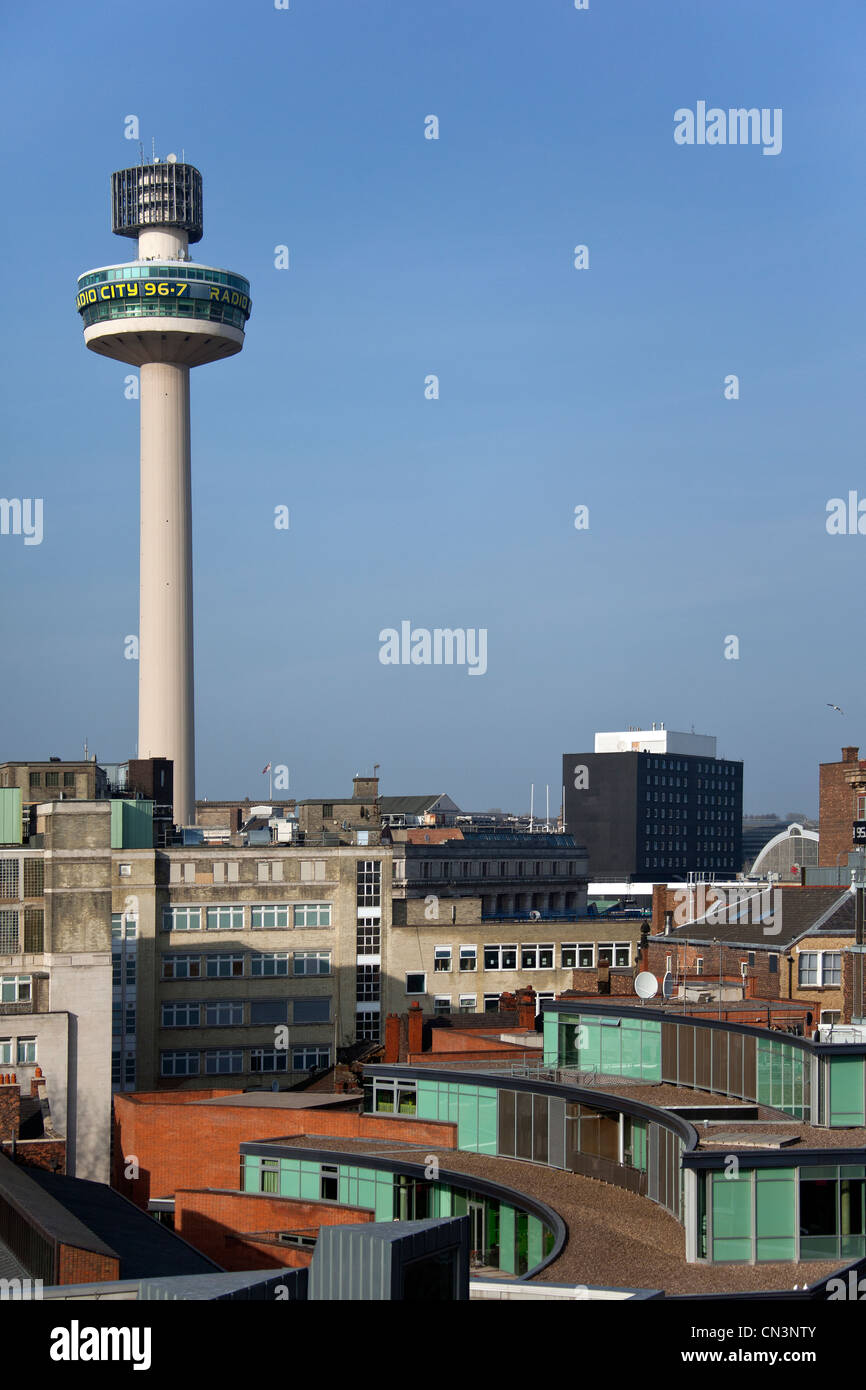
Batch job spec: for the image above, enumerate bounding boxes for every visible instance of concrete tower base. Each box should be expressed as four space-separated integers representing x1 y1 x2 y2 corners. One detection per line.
138 361 195 827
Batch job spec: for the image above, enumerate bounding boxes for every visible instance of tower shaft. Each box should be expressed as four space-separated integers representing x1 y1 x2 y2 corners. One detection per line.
138 362 194 826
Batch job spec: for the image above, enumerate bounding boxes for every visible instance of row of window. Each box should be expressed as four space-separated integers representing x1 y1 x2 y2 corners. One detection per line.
0 1038 36 1064
78 265 250 292
431 992 555 1015
798 951 842 988
160 951 335 979
428 941 632 978
161 996 329 1027
161 1046 329 1076
162 903 332 931
403 859 579 880
79 301 247 330
28 771 76 788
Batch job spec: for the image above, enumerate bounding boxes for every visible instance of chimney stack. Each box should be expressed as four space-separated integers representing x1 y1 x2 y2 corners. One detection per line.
843 747 860 765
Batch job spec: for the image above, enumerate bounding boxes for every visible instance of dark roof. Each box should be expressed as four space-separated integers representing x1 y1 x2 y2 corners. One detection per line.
656 887 854 950
379 795 452 814
0 1153 116 1259
21 1167 220 1279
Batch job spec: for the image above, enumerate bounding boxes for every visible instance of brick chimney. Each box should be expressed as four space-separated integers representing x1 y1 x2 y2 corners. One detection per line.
383 1014 401 1064
516 987 537 1030
0 1077 20 1144
407 1002 424 1056
843 747 860 764
352 774 379 800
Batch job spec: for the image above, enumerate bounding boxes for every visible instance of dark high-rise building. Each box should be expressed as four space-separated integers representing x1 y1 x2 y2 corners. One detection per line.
563 728 743 880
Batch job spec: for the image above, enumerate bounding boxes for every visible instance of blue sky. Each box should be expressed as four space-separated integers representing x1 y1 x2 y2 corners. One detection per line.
1 0 864 815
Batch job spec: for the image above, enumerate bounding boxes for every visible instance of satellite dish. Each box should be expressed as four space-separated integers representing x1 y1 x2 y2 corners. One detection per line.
662 970 674 999
167 152 177 163
529 910 541 920
634 971 659 1001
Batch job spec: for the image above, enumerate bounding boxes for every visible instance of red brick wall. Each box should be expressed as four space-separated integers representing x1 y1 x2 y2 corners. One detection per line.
113 1096 457 1206
0 1139 65 1172
408 1048 540 1064
0 1085 19 1142
819 749 866 867
58 1246 120 1285
175 1190 372 1271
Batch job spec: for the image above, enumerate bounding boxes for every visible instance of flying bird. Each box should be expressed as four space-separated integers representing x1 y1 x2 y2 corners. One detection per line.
827 703 844 714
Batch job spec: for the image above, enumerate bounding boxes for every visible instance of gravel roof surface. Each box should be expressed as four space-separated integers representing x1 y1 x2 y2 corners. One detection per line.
274 1134 846 1294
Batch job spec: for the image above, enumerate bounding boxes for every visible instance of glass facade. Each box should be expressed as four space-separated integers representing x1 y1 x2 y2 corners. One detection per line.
240 1151 555 1277
547 1010 820 1122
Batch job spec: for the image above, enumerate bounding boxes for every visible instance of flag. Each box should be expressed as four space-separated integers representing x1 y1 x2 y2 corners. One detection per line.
262 762 271 775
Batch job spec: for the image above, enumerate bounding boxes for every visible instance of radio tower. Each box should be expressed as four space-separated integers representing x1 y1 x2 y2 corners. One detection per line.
77 156 251 826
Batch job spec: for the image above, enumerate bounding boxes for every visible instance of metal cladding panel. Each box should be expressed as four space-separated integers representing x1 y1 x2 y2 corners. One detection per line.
0 790 22 845
309 1219 469 1301
110 799 154 850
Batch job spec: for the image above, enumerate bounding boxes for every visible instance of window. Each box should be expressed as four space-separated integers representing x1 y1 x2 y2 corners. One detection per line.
405 973 426 994
0 912 18 954
321 805 334 820
820 1010 841 1025
162 1001 201 1027
205 1049 243 1075
357 917 380 955
260 1158 280 1194
294 903 331 928
246 1047 286 1074
483 945 517 971
613 943 631 967
162 955 201 980
293 950 331 976
251 904 290 930
0 976 31 1003
161 1051 200 1077
250 999 289 1026
63 771 74 787
163 907 201 932
695 958 703 976
357 861 381 908
458 995 476 1012
205 954 244 978
434 947 452 973
459 945 477 972
320 1163 339 1201
823 952 842 986
293 1046 330 1072
798 952 819 987
29 772 41 788
355 1011 380 1042
483 994 500 1013
293 997 329 1024
16 1038 36 1064
356 963 380 1001
433 995 451 1015
769 954 778 975
251 952 289 976
22 861 42 897
521 944 539 969
205 1000 244 1027
0 1040 11 1065
206 905 243 931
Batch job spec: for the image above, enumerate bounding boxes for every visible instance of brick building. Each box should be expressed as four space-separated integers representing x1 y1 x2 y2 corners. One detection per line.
819 745 866 867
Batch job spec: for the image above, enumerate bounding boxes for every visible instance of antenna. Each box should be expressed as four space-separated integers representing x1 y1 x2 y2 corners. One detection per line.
529 783 534 832
546 784 550 830
151 136 155 162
